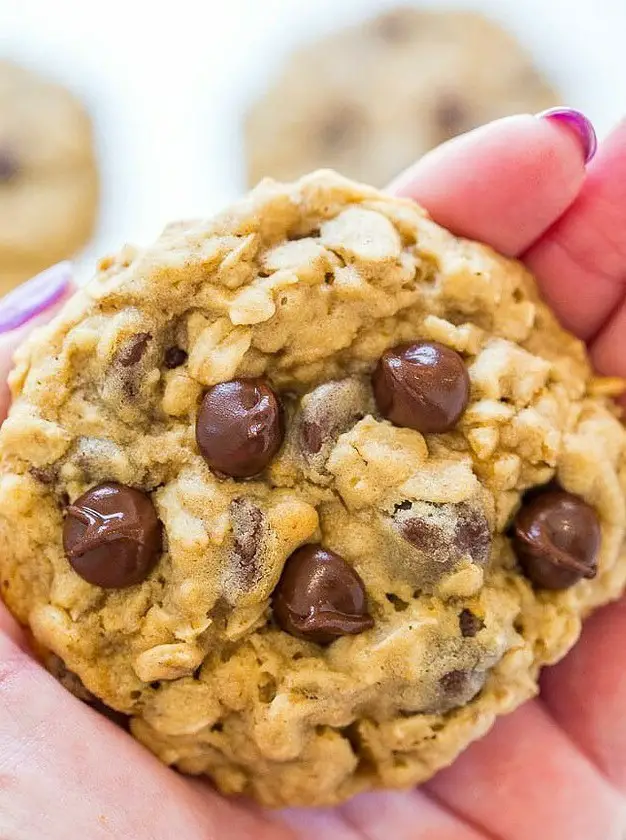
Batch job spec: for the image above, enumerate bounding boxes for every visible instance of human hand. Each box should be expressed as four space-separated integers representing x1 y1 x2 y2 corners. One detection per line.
0 110 624 840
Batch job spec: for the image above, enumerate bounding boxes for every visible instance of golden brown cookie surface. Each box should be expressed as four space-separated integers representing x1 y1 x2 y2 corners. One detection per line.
0 172 624 808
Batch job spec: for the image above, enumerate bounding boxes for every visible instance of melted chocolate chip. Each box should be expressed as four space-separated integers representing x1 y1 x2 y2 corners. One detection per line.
230 498 265 588
513 489 600 590
231 499 263 566
459 609 484 638
48 654 94 702
117 333 152 367
196 378 284 478
29 465 57 485
272 544 374 644
63 482 162 588
0 148 19 183
402 517 445 553
396 501 491 572
440 670 470 694
372 341 470 433
297 379 371 477
164 346 188 369
436 668 485 712
454 505 491 565
301 421 323 455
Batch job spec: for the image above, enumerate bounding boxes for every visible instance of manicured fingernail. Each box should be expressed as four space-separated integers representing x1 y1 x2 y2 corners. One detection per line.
536 107 598 163
0 262 72 334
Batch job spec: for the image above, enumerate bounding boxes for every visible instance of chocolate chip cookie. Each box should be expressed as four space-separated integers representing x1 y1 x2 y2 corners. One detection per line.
0 171 624 808
245 8 559 187
0 60 98 293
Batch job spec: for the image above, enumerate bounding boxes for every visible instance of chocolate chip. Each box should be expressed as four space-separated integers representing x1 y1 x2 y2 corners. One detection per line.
272 544 374 645
29 465 57 485
513 489 600 590
372 341 470 433
63 482 162 588
301 420 323 455
402 516 446 553
459 609 484 638
117 333 152 367
296 379 372 477
454 504 491 566
0 148 19 183
395 500 490 573
164 346 188 369
231 499 263 566
230 498 264 587
196 378 284 478
440 670 469 694
436 668 485 712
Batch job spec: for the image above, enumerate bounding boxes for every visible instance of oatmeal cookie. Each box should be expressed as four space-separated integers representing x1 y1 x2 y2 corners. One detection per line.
0 60 98 293
0 171 624 808
245 8 559 187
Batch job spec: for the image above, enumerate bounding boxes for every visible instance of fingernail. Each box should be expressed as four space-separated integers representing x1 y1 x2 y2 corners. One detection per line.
0 262 72 334
536 107 598 163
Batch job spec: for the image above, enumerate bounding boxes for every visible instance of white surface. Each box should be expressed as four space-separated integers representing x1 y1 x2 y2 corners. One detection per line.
1 0 625 280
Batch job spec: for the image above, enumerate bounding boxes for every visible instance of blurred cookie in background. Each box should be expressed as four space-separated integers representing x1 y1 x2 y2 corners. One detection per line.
245 7 560 187
0 60 98 293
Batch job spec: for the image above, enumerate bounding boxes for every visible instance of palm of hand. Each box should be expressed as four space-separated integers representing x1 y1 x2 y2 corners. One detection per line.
1 115 626 840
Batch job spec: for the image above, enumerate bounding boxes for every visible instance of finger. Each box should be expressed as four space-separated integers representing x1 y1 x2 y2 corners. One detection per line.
0 263 75 422
389 113 590 256
425 702 624 840
540 598 626 793
591 252 626 377
339 791 490 840
0 631 295 840
281 791 490 840
523 118 626 340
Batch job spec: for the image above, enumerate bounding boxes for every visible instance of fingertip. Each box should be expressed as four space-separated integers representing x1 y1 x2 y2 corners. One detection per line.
523 116 626 341
536 107 598 165
389 114 588 255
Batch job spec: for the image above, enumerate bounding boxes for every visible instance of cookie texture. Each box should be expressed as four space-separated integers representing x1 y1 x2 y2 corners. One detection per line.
0 171 625 808
245 8 559 187
0 60 98 293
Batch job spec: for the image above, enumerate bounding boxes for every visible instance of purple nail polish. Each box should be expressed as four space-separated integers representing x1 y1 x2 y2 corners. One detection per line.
0 262 72 334
537 107 598 164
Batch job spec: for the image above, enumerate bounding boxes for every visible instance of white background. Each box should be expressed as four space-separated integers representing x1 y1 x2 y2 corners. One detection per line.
1 0 625 281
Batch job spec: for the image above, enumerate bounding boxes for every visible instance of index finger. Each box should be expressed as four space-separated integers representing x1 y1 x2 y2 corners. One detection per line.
390 113 589 256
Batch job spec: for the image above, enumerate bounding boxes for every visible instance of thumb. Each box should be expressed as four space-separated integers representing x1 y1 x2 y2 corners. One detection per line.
0 262 75 422
0 262 75 647
0 624 200 838
0 611 294 840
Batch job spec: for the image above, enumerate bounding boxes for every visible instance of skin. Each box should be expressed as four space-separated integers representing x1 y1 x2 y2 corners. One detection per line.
0 113 625 839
